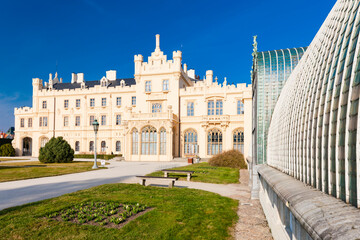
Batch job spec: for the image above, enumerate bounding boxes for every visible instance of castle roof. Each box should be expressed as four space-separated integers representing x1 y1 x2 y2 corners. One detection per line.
51 78 136 90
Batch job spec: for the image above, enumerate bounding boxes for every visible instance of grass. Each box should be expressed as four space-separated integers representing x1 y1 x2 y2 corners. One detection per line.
0 183 238 240
147 162 240 184
0 158 30 162
0 161 105 182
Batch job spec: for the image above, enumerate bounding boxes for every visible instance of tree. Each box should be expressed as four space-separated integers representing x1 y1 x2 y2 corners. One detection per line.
39 137 74 163
0 143 15 157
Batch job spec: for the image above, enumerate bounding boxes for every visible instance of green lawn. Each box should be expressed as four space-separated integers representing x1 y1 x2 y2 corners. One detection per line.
0 161 105 182
147 162 240 184
0 183 238 240
0 158 30 162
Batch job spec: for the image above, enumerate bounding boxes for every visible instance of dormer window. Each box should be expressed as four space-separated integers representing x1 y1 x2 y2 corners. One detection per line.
120 79 125 87
100 77 108 87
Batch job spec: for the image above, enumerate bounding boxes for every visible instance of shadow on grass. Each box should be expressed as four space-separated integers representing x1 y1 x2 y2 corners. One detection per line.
0 165 47 169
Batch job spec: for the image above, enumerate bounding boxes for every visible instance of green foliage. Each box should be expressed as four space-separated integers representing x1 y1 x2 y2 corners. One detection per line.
208 150 247 169
0 144 15 157
39 137 74 163
74 154 121 160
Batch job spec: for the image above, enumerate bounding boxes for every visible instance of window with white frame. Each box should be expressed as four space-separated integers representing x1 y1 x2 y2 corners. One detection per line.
207 100 214 115
90 98 95 107
116 97 121 106
39 117 48 127
207 128 222 155
162 80 169 91
75 141 80 152
101 141 106 152
152 103 162 113
116 114 121 125
187 102 194 116
141 126 157 155
116 141 121 152
145 81 151 92
64 99 69 108
42 101 47 109
28 118 32 128
20 118 24 128
75 116 80 126
63 116 69 127
76 99 81 108
237 100 244 114
132 128 139 154
101 98 106 107
40 138 49 148
233 129 244 153
101 115 106 125
216 100 223 115
132 96 136 106
184 129 198 155
89 115 95 126
160 128 166 155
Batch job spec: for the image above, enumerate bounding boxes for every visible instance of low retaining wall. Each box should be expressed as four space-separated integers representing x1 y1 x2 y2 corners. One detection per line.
258 165 360 240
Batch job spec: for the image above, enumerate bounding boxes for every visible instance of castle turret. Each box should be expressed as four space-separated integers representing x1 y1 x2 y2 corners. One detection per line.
206 70 213 85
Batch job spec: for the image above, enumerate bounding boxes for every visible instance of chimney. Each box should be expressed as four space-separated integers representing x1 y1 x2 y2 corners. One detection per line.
77 73 84 83
71 73 77 83
188 69 195 79
106 70 117 81
155 34 160 51
206 70 213 85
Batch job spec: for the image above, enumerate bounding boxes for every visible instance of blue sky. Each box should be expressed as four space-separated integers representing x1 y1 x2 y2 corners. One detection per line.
0 0 337 132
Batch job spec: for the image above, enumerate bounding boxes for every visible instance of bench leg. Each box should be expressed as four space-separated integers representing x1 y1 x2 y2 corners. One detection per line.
164 172 168 177
141 179 146 186
169 180 175 188
187 174 191 181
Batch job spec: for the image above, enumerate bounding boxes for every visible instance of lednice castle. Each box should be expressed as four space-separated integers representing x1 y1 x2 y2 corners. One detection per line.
13 35 252 161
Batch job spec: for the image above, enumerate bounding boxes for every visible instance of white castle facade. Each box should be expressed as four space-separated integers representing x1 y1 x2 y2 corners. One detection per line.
13 35 252 161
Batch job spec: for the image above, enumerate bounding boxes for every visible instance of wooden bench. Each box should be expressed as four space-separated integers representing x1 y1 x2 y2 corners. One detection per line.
162 169 195 181
136 176 178 188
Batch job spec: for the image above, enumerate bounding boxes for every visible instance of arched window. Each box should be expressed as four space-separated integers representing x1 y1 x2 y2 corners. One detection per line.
101 141 106 152
141 126 157 155
233 129 244 153
75 141 80 152
89 141 94 152
184 129 198 155
160 128 166 155
132 128 138 154
116 141 121 152
40 137 49 148
207 129 222 155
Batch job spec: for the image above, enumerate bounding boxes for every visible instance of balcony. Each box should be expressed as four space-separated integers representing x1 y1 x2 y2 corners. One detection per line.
129 112 178 122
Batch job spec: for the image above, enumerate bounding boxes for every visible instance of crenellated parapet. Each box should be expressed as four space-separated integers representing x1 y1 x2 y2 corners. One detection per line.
14 106 33 114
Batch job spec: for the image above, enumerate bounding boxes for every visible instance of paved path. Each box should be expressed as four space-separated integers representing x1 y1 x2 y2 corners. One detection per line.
0 160 186 211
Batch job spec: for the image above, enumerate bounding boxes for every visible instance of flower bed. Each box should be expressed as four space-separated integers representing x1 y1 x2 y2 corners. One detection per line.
48 201 150 228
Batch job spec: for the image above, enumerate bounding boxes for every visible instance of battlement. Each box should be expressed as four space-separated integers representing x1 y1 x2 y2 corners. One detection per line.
14 106 33 114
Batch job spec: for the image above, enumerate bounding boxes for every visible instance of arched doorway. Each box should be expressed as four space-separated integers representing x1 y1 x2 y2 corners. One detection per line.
22 137 32 156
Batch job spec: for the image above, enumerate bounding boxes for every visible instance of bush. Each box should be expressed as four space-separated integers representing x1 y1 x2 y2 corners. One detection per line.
39 137 74 163
208 150 247 169
0 143 15 157
74 154 121 160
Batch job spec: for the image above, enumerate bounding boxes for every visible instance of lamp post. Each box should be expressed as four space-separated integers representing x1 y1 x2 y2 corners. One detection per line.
92 119 99 169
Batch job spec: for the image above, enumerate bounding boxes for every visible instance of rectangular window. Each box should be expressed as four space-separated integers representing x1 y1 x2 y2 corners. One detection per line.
76 99 81 108
90 98 95 107
237 100 244 114
116 97 121 106
116 114 121 125
216 100 223 115
28 118 32 128
207 100 214 115
132 96 136 106
20 118 24 128
163 80 169 91
64 116 69 127
40 117 48 127
42 101 47 109
75 116 80 126
187 102 194 116
101 98 106 107
64 99 69 108
43 117 48 127
101 115 106 125
89 115 94 126
145 81 151 92
152 103 162 113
